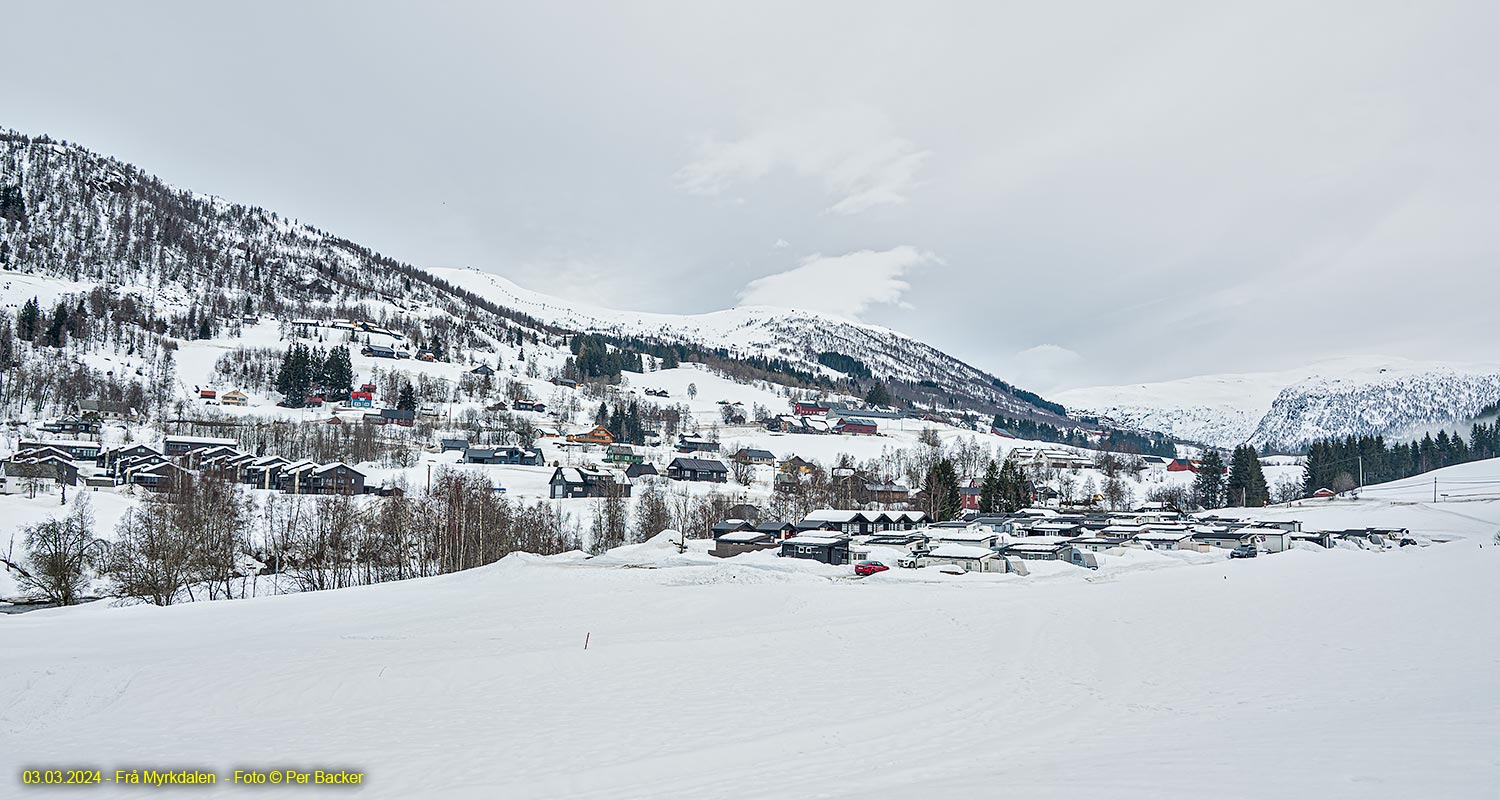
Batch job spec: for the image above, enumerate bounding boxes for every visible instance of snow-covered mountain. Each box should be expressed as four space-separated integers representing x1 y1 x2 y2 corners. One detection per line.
0 128 1065 423
1056 356 1500 449
426 267 1058 419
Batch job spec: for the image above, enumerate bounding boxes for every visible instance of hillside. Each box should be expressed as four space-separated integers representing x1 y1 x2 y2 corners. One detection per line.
1056 356 1500 450
0 127 1068 424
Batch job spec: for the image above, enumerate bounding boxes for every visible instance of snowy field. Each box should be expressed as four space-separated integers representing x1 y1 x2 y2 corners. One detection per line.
3 483 1499 798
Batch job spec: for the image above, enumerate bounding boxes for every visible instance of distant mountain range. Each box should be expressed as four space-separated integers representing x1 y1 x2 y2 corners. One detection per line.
1055 356 1500 450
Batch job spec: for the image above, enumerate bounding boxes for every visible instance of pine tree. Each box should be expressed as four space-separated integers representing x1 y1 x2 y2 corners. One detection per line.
45 302 68 347
397 383 417 411
864 382 892 407
978 459 1001 514
1192 450 1227 510
997 458 1032 512
17 297 40 342
923 458 962 521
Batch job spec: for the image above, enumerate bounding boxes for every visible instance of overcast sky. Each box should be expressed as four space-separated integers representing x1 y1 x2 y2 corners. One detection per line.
6 1 1497 393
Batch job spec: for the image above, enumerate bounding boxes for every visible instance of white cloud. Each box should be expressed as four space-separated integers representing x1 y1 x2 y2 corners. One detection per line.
736 246 941 319
676 106 930 215
1009 344 1086 394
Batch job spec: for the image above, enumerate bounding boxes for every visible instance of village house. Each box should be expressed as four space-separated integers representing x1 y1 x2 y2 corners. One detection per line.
243 456 291 490
834 417 878 436
922 544 1009 573
676 436 720 454
221 389 249 406
0 457 81 493
464 447 543 466
995 541 1074 561
349 391 374 408
71 398 140 421
566 426 615 446
19 440 103 461
624 462 659 479
470 364 495 376
666 457 729 483
364 408 415 427
792 401 830 416
514 400 546 413
441 438 470 453
732 448 776 466
164 435 238 457
778 456 816 476
362 344 398 359
1130 530 1206 552
924 525 1003 551
304 463 367 496
605 444 644 464
549 466 631 499
755 520 799 539
95 443 164 471
128 461 192 492
711 529 779 558
799 509 929 536
39 415 100 436
779 533 851 565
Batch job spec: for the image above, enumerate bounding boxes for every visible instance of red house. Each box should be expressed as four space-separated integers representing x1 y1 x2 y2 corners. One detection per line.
961 484 982 510
199 389 217 400
359 383 377 394
1311 487 1336 498
1168 458 1227 474
834 418 878 435
794 402 830 416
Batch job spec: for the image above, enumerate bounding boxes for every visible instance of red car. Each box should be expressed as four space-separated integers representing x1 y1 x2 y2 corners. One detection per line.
854 561 889 577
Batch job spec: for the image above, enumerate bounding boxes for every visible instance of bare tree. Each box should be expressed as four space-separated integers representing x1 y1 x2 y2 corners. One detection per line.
106 500 194 606
11 494 102 605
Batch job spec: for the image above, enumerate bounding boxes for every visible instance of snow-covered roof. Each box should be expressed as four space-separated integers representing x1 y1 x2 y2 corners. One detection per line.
784 534 846 546
803 509 860 523
928 544 994 559
717 531 772 543
927 529 995 542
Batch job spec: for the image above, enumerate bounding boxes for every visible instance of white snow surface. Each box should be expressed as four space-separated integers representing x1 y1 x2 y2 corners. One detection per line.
4 489 1500 798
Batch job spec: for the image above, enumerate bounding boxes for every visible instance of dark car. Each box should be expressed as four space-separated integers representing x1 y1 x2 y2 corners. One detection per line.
854 561 890 577
1229 544 1258 559
1399 538 1419 547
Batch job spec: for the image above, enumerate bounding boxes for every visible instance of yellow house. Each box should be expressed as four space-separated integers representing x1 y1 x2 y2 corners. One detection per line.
221 390 249 407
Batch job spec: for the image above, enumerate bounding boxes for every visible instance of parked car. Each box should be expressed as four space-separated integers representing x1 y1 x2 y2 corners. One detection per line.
1230 544 1258 559
854 561 889 577
1399 538 1419 547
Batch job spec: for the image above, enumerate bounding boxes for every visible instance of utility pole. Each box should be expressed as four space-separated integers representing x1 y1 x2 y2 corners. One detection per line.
1358 455 1363 489
1434 477 1438 503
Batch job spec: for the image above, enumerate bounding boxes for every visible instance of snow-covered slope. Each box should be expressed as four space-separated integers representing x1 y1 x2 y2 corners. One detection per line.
1057 356 1500 449
428 266 1060 419
4 496 1498 798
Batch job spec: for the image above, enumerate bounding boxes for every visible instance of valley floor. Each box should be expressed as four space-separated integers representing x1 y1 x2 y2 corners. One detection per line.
3 497 1499 799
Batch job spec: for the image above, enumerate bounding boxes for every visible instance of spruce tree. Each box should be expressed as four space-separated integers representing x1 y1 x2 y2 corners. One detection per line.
978 459 1001 514
1192 450 1227 510
397 383 417 411
17 297 40 342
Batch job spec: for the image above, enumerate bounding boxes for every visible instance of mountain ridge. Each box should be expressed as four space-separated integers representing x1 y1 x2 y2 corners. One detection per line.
1057 355 1500 449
